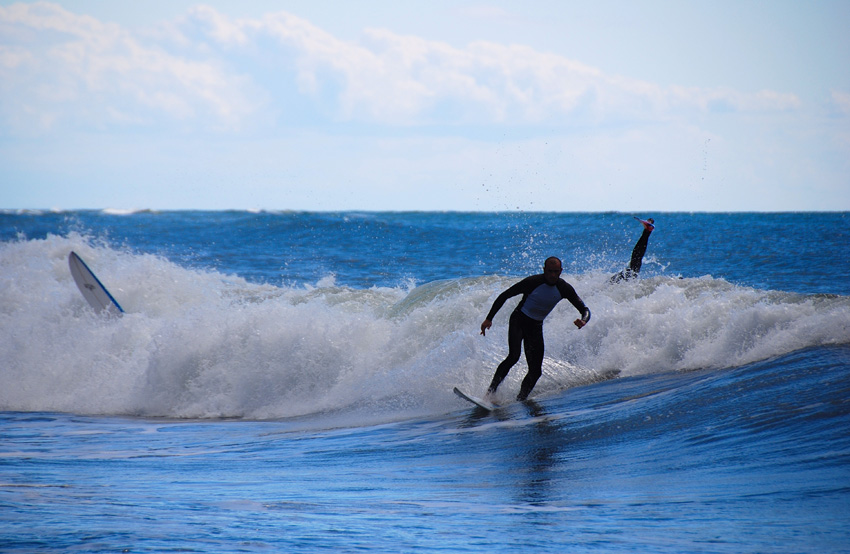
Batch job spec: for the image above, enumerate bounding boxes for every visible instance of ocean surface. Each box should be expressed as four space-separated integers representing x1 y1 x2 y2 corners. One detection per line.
1 210 849 553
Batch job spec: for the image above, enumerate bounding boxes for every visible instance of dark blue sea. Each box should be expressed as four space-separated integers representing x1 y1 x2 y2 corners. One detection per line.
1 210 849 553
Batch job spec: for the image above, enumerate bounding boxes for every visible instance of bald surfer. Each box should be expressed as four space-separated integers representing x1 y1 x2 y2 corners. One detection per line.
480 256 591 401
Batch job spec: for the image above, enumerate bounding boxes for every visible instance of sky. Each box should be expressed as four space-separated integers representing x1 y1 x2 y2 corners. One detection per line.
1 0 848 211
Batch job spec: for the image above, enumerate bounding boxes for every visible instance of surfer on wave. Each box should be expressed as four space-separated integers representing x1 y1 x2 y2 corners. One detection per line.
480 256 590 401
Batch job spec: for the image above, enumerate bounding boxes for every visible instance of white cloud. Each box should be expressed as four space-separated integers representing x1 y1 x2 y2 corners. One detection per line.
183 5 249 46
180 7 802 126
673 87 802 113
0 2 805 136
0 2 260 132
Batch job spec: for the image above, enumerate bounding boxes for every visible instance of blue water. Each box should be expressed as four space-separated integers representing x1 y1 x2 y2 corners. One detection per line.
1 210 849 552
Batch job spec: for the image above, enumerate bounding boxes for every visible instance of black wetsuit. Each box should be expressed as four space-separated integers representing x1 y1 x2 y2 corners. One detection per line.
485 275 590 400
611 227 652 282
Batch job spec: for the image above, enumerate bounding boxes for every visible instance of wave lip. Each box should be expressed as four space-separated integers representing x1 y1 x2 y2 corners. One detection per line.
100 208 160 215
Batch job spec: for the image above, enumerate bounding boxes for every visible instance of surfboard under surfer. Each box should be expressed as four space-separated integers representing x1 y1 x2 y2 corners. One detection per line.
480 256 591 401
610 216 655 283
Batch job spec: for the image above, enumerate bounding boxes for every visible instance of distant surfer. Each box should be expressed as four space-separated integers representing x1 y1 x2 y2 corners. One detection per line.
480 257 591 401
610 216 655 283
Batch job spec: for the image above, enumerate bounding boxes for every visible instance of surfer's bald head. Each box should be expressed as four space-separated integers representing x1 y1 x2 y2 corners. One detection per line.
543 257 562 284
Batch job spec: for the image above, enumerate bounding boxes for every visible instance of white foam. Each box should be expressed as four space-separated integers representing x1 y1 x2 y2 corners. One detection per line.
101 208 153 215
1 235 848 420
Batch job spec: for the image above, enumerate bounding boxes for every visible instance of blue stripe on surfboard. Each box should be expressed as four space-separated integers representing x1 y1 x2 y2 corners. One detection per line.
69 251 124 314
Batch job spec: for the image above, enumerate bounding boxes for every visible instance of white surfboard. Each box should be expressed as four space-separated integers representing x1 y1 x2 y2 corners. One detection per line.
68 251 124 316
453 387 496 411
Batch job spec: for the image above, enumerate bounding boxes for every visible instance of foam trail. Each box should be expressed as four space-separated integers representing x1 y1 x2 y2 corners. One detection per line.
1 234 848 421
